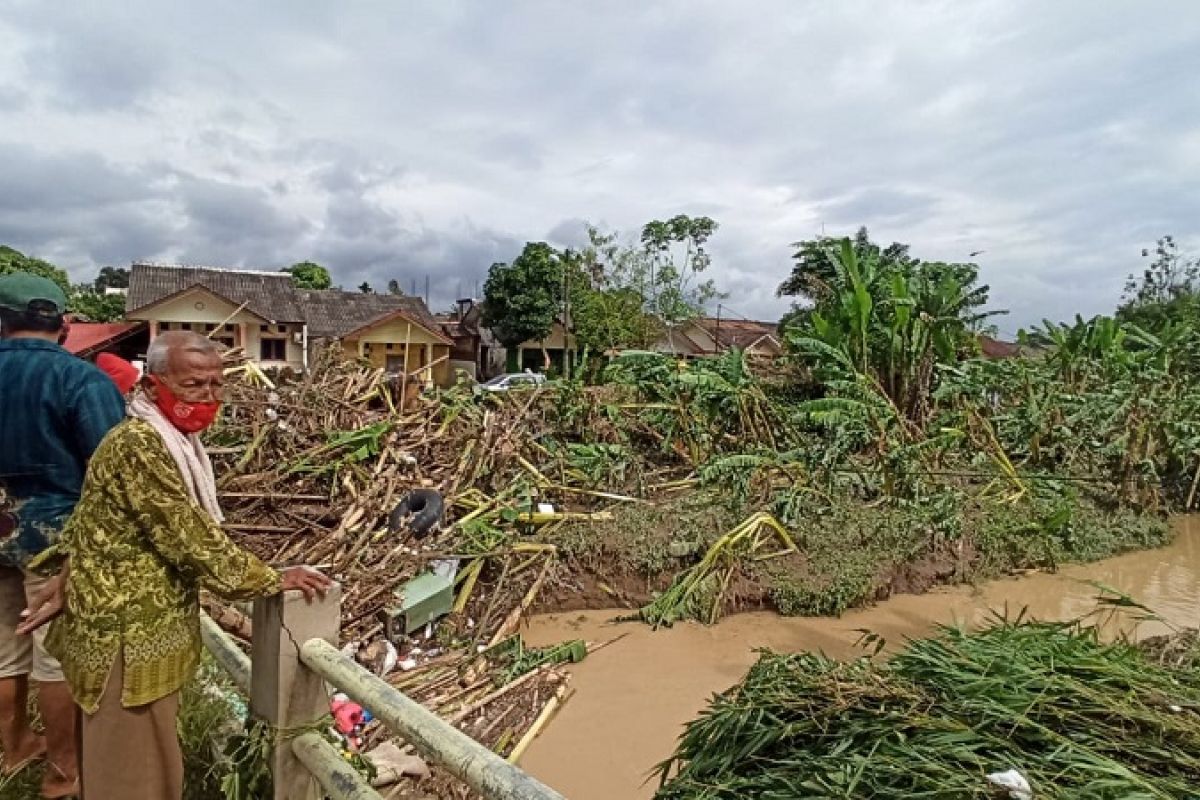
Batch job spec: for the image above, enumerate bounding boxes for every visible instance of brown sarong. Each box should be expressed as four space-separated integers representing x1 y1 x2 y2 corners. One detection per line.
80 655 183 800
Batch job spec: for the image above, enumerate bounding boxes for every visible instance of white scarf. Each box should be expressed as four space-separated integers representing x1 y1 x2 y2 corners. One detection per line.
128 391 224 523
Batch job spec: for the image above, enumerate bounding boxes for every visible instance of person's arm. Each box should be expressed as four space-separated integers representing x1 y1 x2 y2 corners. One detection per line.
120 429 311 600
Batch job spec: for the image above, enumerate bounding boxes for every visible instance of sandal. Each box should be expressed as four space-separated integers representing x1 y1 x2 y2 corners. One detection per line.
1 738 47 777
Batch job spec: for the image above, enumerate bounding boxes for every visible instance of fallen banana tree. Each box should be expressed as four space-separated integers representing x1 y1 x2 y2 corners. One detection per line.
634 512 799 628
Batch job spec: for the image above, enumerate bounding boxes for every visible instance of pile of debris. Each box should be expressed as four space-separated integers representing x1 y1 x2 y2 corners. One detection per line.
204 346 632 789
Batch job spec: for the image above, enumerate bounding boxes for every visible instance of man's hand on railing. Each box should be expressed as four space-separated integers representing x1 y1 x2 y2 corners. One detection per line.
281 566 334 601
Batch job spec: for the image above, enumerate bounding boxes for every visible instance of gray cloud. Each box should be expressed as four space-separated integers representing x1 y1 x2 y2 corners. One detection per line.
0 1 1197 325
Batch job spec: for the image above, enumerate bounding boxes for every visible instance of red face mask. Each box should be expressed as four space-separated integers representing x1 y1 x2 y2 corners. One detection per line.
149 376 221 433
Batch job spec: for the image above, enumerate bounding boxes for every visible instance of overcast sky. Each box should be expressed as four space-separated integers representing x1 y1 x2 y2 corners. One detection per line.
1 1 1198 331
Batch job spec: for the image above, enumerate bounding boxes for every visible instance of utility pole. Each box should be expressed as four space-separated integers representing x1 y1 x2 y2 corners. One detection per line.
561 251 572 376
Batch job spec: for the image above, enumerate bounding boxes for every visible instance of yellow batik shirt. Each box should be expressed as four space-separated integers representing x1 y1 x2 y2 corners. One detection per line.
44 419 281 713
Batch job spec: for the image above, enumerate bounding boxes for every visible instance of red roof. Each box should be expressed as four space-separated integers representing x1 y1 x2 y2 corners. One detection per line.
978 335 1022 359
62 322 143 356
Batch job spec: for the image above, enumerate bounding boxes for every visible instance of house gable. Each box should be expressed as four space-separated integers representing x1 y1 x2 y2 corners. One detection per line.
125 285 269 326
341 309 454 346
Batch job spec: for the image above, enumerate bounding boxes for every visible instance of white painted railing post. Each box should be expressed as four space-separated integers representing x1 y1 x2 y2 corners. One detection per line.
252 584 342 800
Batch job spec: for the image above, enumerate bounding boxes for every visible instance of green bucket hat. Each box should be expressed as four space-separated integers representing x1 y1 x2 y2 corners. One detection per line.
0 272 69 317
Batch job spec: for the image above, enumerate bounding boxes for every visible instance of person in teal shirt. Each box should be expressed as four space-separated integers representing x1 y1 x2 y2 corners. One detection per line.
0 272 124 798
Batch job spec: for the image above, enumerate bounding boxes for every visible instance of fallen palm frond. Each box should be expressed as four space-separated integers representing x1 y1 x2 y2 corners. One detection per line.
655 618 1200 799
634 512 798 628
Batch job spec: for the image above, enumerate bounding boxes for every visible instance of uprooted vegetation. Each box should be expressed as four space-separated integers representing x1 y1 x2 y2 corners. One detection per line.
189 232 1200 796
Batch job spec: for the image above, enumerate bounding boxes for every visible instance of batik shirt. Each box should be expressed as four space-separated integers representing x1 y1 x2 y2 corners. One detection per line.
45 419 281 713
0 338 125 568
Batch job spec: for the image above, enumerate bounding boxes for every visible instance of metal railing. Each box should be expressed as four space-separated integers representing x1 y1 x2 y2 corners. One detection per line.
202 585 566 800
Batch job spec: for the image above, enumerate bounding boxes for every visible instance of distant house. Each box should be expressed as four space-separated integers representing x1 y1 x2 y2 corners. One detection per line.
441 300 577 377
515 317 577 374
312 291 453 386
653 317 782 359
439 299 506 380
125 264 452 385
977 335 1024 360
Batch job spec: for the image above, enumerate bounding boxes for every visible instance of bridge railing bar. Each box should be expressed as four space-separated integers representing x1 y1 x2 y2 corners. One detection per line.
291 732 383 800
300 637 566 800
201 582 564 800
200 612 251 692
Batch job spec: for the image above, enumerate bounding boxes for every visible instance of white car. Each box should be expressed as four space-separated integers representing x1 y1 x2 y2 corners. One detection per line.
481 373 548 392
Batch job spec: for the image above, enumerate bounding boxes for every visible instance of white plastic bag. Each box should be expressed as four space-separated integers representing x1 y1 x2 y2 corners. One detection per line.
986 769 1033 800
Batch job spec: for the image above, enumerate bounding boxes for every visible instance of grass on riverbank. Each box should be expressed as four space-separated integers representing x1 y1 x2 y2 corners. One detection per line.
655 618 1200 799
551 489 1172 621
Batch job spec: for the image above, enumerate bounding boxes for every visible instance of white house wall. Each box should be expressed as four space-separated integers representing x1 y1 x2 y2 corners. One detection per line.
133 288 305 370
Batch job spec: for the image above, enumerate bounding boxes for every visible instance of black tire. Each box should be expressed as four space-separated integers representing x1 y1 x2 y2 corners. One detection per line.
388 488 444 538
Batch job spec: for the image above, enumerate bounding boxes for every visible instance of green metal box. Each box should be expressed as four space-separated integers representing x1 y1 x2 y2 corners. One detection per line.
381 571 455 639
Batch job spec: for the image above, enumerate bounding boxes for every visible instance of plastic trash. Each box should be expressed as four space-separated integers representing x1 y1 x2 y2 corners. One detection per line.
331 697 366 734
986 769 1033 800
379 640 399 675
366 741 430 787
430 558 459 581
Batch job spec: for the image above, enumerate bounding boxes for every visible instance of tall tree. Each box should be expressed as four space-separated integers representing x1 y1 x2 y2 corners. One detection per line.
283 261 333 290
640 215 721 328
566 226 662 352
482 242 563 371
778 226 918 329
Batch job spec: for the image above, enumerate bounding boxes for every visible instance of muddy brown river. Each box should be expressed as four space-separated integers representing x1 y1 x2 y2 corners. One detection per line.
520 517 1200 799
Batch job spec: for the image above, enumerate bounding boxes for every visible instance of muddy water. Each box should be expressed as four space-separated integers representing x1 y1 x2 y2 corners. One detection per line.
520 517 1200 800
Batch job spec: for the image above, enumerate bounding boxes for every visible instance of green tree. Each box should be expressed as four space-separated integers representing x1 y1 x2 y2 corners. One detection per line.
566 227 662 352
0 245 71 294
94 266 130 291
785 234 1003 420
777 227 917 329
1117 236 1200 333
386 279 404 296
482 242 563 371
358 282 375 294
64 265 131 322
68 288 126 322
282 261 332 290
640 215 722 328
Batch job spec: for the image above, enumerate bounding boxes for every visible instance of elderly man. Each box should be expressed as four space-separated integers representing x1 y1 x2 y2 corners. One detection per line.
23 331 330 800
0 272 125 798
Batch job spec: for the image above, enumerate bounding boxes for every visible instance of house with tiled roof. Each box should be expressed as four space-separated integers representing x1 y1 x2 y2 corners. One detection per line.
125 263 453 384
653 316 782 358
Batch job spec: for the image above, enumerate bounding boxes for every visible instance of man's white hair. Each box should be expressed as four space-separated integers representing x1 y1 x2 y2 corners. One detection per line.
145 331 221 375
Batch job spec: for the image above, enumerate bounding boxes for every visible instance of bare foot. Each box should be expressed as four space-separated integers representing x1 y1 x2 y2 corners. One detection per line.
2 733 46 776
40 760 79 799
